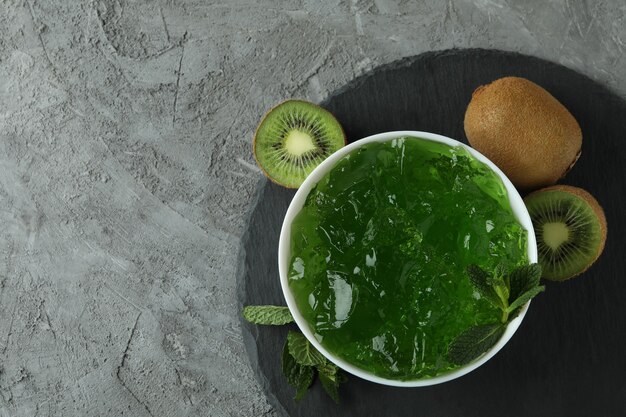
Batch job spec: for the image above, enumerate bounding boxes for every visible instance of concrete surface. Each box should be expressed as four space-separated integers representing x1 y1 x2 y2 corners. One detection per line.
0 0 624 416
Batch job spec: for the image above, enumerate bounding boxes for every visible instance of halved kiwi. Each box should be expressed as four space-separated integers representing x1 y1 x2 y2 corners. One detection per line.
524 185 607 281
253 100 346 188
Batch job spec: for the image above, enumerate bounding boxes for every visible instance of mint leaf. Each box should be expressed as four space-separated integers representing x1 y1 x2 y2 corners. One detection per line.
466 265 504 309
490 263 510 305
243 305 294 325
317 359 347 380
509 264 542 301
447 323 506 365
337 371 348 383
316 361 338 377
318 369 340 403
287 331 326 366
492 263 508 287
282 341 314 401
506 285 545 314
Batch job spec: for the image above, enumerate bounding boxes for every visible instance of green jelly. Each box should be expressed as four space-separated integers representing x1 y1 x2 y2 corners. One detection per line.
288 137 527 380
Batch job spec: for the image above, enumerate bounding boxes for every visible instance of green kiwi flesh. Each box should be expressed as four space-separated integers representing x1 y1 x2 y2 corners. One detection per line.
524 186 607 281
253 100 345 188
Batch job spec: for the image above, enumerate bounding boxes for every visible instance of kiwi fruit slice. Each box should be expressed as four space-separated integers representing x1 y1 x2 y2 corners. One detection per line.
253 100 346 188
464 77 582 190
524 185 607 281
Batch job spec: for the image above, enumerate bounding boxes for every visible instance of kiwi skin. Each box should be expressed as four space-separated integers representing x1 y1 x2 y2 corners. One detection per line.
526 185 607 280
252 99 346 189
464 77 582 190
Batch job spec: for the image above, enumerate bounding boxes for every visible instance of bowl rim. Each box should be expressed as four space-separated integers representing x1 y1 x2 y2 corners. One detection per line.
278 130 538 387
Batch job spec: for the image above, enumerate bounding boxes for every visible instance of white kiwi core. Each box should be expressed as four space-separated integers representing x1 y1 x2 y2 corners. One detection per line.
285 130 316 156
542 222 569 250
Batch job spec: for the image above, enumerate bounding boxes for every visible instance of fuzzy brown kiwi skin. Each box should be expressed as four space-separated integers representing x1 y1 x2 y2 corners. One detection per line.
526 185 607 280
252 99 347 189
465 77 582 190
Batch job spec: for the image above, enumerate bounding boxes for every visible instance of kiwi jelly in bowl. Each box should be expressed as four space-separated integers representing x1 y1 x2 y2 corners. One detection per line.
278 131 538 387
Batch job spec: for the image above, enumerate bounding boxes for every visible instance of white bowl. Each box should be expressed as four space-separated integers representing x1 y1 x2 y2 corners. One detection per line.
278 131 538 387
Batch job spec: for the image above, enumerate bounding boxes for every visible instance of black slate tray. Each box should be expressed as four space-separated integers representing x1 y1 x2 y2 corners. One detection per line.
237 49 626 417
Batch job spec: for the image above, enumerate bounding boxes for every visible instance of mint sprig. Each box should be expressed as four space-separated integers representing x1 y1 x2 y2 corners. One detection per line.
243 305 346 402
287 332 345 403
447 263 545 365
282 341 314 401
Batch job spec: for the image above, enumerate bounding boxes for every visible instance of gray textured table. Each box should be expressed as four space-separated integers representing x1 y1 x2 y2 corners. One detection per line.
0 1 624 416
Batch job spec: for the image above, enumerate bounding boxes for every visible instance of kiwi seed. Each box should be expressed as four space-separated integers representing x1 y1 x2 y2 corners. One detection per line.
253 100 346 188
524 185 607 281
464 77 582 190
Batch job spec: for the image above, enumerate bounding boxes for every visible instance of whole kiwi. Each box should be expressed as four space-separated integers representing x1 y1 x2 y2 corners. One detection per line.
464 77 582 190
